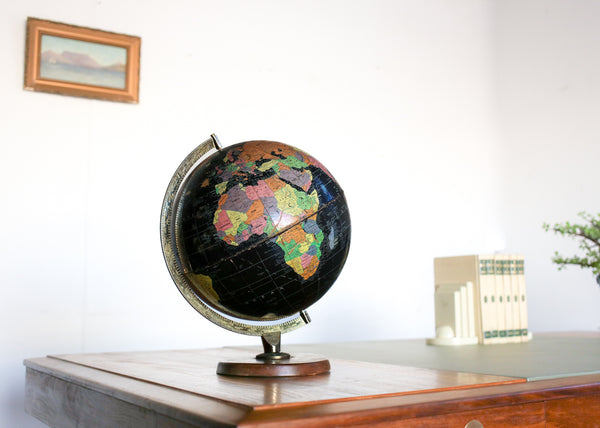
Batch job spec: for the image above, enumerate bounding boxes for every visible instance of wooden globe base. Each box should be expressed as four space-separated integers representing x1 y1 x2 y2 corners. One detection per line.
217 353 330 377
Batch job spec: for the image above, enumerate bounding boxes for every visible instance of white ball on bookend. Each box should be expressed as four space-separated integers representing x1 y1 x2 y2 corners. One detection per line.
436 325 455 339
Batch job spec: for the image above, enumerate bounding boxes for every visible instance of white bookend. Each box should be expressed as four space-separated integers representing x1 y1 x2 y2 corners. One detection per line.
459 285 468 338
465 281 476 339
428 283 478 346
434 288 462 338
433 255 498 344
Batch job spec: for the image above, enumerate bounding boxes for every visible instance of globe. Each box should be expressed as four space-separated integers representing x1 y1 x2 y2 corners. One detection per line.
161 136 351 338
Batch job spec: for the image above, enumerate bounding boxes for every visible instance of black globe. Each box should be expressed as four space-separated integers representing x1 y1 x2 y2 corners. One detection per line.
176 140 351 321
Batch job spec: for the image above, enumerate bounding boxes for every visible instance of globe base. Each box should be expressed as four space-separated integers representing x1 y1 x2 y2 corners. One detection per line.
217 332 330 377
216 353 331 377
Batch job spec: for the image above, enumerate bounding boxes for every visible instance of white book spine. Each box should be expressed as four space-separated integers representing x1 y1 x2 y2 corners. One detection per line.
516 256 530 342
494 255 508 344
509 255 521 342
479 257 496 344
505 256 515 342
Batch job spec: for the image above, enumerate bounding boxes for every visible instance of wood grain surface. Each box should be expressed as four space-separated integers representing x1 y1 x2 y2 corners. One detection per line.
545 394 600 428
347 402 547 428
45 347 522 408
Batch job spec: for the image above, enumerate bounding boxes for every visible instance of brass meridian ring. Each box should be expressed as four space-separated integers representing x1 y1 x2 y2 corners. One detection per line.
160 135 308 336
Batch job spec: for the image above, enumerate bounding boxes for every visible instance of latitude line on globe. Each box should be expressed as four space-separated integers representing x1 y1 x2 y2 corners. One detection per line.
183 194 345 276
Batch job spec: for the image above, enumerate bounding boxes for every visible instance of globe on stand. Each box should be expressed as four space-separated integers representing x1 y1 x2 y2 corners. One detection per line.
160 135 351 377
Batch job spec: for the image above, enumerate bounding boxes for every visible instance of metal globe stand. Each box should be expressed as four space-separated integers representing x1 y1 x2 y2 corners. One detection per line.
161 135 331 377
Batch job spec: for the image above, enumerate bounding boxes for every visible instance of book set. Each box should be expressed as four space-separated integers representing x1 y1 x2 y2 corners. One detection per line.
428 254 531 346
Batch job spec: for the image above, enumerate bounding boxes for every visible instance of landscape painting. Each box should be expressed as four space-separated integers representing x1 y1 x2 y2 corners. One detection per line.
24 18 141 103
40 35 127 89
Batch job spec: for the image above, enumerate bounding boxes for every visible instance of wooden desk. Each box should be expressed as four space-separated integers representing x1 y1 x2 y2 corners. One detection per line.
24 333 600 427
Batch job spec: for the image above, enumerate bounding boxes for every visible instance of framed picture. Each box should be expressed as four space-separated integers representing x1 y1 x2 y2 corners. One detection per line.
24 17 141 103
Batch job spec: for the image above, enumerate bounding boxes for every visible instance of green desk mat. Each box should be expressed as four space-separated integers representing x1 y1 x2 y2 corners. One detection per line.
284 334 600 381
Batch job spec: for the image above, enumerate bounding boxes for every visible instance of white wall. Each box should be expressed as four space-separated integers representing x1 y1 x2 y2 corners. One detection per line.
0 1 597 427
493 0 600 332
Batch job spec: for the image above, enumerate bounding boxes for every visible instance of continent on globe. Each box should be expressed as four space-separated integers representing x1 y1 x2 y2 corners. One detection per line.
211 144 327 280
177 140 351 321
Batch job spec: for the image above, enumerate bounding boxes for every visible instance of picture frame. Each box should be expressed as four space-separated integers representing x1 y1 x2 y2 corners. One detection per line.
24 17 141 103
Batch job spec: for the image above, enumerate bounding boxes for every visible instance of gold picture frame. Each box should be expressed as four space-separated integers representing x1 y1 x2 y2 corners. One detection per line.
24 17 141 103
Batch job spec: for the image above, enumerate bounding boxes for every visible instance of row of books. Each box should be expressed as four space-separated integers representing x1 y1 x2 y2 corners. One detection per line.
432 254 530 345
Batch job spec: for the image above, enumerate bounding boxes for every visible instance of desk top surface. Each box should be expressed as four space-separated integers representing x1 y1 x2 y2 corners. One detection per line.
283 331 600 381
28 347 522 409
25 332 600 409
24 332 600 427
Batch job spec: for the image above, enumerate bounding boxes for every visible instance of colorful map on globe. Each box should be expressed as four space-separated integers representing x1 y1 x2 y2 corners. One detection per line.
209 142 331 280
178 140 351 319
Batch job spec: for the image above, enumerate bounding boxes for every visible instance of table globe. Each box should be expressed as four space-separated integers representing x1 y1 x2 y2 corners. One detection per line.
160 135 351 376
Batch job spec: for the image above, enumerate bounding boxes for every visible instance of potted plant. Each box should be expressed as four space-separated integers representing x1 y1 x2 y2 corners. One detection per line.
543 212 600 286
